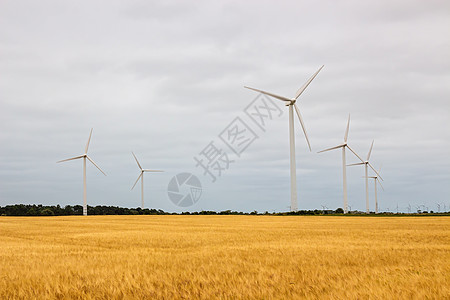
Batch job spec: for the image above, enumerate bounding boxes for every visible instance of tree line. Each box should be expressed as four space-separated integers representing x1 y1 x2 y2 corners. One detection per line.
0 204 344 216
0 205 166 216
2 205 445 216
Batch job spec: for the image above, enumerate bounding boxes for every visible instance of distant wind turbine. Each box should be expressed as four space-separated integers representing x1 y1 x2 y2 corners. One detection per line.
318 114 362 214
347 140 382 213
245 65 324 211
131 152 163 209
365 166 384 214
57 129 106 216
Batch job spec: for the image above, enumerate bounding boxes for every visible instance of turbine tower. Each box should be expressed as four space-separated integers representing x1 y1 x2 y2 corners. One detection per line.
318 114 363 214
244 65 324 211
57 129 106 216
131 152 163 209
366 167 383 214
348 140 382 213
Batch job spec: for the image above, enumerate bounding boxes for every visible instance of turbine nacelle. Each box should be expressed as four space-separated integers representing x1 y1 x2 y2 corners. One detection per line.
244 65 324 153
57 129 106 176
347 141 383 180
285 99 297 106
131 152 164 191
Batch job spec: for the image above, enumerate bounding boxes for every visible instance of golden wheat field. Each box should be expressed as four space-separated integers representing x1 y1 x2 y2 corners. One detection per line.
0 216 449 299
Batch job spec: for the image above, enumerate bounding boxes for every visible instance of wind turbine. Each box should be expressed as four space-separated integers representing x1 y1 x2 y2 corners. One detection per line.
347 140 382 214
365 166 384 214
244 65 324 211
131 152 163 209
318 114 362 214
57 129 106 216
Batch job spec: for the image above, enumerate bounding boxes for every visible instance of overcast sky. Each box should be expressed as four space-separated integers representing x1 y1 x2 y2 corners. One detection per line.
1 0 449 213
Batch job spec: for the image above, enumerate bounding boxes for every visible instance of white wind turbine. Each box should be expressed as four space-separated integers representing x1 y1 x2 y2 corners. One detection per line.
365 167 384 214
131 152 163 209
57 129 106 216
347 140 382 213
245 65 324 211
318 114 362 214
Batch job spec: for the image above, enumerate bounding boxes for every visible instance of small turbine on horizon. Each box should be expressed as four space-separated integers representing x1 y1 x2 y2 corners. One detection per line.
57 128 106 216
131 152 163 209
244 65 324 211
348 140 382 214
318 114 362 214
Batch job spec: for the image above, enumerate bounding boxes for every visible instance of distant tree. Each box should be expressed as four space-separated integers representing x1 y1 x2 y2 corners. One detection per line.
73 205 83 215
40 208 54 216
64 205 73 215
335 208 344 214
26 206 38 216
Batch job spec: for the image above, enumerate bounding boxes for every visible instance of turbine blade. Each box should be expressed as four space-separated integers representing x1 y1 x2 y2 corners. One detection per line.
85 128 93 154
377 178 385 191
317 144 344 153
344 114 350 142
368 162 383 181
294 104 311 151
346 145 364 162
347 162 365 167
367 140 374 161
86 156 106 176
57 155 84 163
132 152 143 170
294 65 324 100
143 169 164 172
131 173 143 190
244 86 291 102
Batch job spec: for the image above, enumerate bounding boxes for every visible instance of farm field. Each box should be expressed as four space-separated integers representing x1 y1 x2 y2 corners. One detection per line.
0 215 448 299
